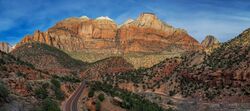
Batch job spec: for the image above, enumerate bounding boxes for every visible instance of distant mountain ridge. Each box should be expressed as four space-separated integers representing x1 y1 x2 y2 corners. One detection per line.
19 13 202 54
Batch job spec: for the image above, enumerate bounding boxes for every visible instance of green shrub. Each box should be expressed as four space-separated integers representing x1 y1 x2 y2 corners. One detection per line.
50 78 64 100
0 83 9 100
36 98 60 111
169 90 176 96
53 87 65 100
88 88 95 97
16 71 26 78
34 87 48 99
98 93 105 102
51 78 60 88
96 100 101 111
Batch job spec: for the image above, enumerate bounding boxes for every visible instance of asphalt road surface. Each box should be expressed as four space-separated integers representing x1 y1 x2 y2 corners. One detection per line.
63 81 86 111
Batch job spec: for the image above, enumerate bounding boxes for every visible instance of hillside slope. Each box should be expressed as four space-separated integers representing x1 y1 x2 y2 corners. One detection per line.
11 42 86 75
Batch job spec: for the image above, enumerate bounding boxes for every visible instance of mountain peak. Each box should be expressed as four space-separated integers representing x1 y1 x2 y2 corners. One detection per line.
201 35 219 48
137 12 158 22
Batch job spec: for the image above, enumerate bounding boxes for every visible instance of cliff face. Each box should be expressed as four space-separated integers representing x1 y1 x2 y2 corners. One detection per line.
19 13 202 53
119 13 201 53
0 42 12 53
21 17 118 53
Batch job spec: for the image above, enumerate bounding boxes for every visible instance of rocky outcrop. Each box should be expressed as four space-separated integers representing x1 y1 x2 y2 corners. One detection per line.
201 35 220 53
201 35 219 48
19 13 202 54
0 42 12 53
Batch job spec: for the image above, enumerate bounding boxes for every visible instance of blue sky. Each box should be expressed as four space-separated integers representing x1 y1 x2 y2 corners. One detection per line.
0 0 250 45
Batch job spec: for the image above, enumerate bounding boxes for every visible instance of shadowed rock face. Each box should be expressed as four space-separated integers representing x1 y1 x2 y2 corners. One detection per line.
19 13 202 53
0 42 12 53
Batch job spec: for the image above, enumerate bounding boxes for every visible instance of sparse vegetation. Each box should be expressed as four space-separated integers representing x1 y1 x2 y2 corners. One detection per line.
88 88 95 97
96 100 101 111
0 82 9 102
89 81 165 111
98 93 105 102
34 87 48 99
53 75 81 83
16 71 26 78
36 98 60 111
51 78 65 100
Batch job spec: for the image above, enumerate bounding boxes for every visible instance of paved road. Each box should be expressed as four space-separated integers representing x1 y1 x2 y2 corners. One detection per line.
63 81 86 111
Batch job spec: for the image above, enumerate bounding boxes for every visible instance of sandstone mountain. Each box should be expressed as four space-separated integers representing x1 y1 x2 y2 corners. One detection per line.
118 13 201 53
19 13 201 54
0 42 12 53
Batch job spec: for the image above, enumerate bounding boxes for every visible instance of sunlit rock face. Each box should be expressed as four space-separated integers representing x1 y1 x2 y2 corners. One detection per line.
19 13 202 53
118 13 201 53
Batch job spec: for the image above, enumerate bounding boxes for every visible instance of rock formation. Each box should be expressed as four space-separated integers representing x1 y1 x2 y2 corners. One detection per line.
0 42 12 53
201 35 220 48
19 13 202 54
118 13 201 53
201 35 220 53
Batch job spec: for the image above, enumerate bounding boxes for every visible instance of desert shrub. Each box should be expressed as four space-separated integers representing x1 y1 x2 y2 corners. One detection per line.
36 98 60 111
34 87 48 99
96 100 101 111
53 87 65 100
16 71 26 78
88 88 95 97
0 82 9 100
169 90 176 96
51 79 64 100
98 93 105 102
51 78 60 88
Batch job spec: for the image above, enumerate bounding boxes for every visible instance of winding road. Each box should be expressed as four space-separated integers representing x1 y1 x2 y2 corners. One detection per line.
63 81 86 111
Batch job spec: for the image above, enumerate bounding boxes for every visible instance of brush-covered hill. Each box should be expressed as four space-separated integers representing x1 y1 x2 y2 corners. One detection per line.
81 57 134 80
163 28 250 110
1 50 82 111
11 42 87 75
0 50 48 110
